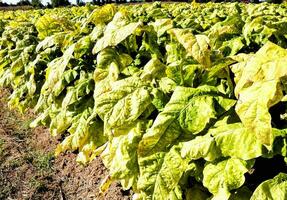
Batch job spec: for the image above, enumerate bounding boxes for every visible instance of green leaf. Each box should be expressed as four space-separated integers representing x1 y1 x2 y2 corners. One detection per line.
233 42 287 147
94 76 152 133
152 146 186 200
208 122 263 160
92 12 142 54
168 29 211 68
140 58 166 81
137 146 186 200
101 121 150 191
218 37 245 56
166 63 202 87
139 85 236 156
86 4 117 25
55 108 106 164
150 18 173 38
94 47 132 83
35 14 75 40
39 44 75 97
250 173 287 200
181 134 220 162
136 152 165 200
243 16 277 46
203 158 252 200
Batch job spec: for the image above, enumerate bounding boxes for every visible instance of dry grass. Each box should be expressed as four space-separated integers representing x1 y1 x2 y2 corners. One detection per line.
0 89 132 200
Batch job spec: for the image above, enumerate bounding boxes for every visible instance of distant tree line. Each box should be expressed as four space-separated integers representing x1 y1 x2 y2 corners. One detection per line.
0 0 284 10
195 0 283 3
0 0 68 8
0 0 131 8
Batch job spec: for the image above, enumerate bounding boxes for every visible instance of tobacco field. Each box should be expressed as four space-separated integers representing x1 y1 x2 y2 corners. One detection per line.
0 2 287 199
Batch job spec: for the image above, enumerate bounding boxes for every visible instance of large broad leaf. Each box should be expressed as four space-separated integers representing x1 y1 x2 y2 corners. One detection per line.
100 121 151 191
168 29 211 68
150 18 174 38
233 42 287 147
40 44 75 96
35 33 65 52
55 108 106 164
35 14 75 40
207 14 244 48
203 158 253 200
180 134 220 162
136 146 188 200
181 120 263 178
235 81 281 147
33 44 78 113
243 16 277 46
208 122 263 160
48 95 94 136
45 73 94 135
137 133 222 200
92 12 142 54
94 47 133 83
151 146 188 200
140 58 166 81
218 37 245 56
33 71 94 136
138 85 236 156
92 48 134 112
135 152 165 200
94 76 153 133
250 173 287 200
73 35 93 59
94 57 166 133
86 4 117 25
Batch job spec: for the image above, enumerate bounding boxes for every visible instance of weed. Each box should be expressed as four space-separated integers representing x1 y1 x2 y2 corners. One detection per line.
29 177 46 192
13 118 33 140
0 138 4 157
24 150 54 173
8 158 24 169
34 151 54 172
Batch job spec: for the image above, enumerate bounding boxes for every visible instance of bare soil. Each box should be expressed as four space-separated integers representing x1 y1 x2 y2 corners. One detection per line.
0 89 131 200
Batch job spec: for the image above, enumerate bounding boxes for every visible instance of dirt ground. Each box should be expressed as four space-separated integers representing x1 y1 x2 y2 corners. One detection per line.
0 90 132 200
